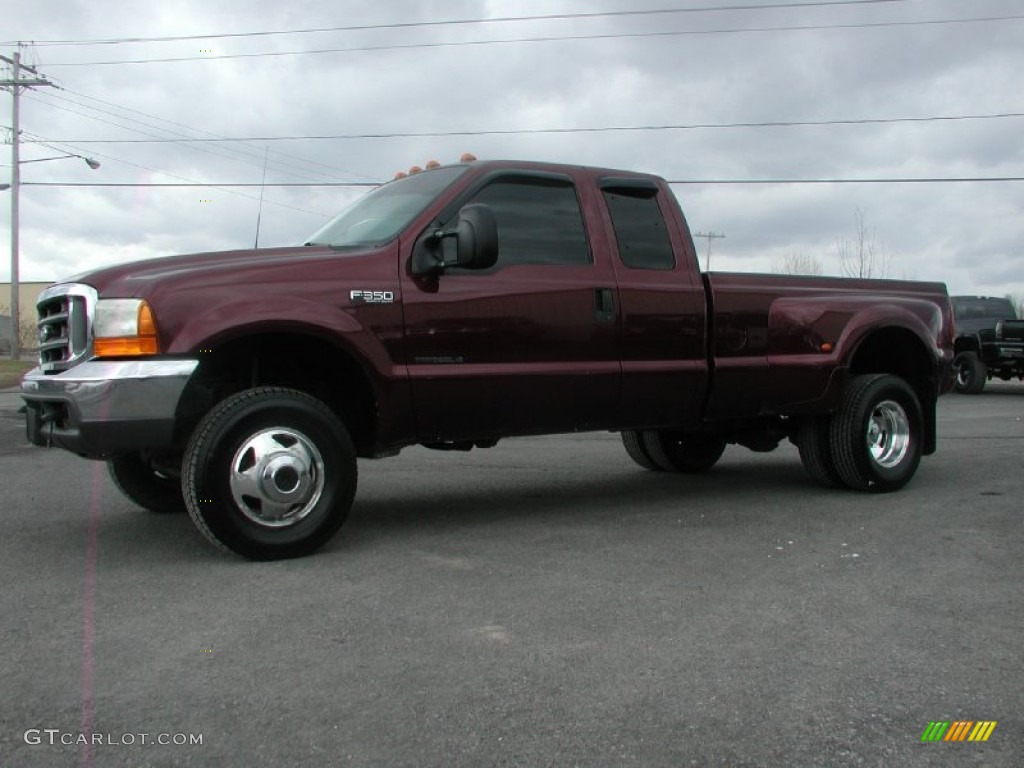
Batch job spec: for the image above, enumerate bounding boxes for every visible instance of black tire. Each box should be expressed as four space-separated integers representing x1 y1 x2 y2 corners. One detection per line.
797 417 845 488
182 387 357 560
108 452 186 514
621 430 660 470
830 374 922 493
641 430 727 473
953 351 986 394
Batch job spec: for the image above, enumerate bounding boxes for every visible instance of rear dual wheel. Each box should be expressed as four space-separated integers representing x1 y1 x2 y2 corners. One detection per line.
797 417 844 488
108 451 186 514
800 374 923 492
621 430 660 470
621 430 726 473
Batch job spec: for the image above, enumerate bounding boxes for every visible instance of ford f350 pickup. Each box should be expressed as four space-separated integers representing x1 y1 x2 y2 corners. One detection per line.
22 158 955 559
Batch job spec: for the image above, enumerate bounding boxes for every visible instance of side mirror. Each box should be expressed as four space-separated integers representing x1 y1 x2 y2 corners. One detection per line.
450 204 499 270
412 204 499 275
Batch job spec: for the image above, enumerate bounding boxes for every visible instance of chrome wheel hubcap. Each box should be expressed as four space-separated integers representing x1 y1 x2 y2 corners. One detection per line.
866 399 910 469
230 428 325 528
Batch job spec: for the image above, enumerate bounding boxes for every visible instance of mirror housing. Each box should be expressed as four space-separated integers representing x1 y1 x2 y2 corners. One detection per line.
412 203 499 275
450 204 499 270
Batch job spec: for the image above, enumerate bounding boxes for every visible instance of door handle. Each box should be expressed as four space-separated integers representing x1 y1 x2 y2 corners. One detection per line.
595 288 615 323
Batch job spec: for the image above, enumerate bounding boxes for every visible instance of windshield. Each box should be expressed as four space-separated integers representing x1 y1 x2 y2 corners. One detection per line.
305 166 468 247
952 297 1017 321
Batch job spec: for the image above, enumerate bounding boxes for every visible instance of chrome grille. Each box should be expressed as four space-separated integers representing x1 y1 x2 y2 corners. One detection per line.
36 283 97 372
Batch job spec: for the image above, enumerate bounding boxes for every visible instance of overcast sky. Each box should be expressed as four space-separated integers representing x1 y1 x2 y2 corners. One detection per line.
2 0 1022 297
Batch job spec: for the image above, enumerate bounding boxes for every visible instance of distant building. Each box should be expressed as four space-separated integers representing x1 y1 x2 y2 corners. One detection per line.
1 281 54 354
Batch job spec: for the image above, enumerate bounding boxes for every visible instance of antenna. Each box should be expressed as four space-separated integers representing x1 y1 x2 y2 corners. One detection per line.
254 146 268 248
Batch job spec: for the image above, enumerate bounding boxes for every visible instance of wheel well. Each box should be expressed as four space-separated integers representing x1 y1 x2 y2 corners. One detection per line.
177 332 378 454
850 327 931 388
848 326 938 453
953 335 979 356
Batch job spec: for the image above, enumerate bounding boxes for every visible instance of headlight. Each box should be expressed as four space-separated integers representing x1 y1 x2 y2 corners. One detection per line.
93 299 160 357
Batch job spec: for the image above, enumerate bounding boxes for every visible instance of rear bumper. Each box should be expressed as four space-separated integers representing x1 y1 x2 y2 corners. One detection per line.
21 359 199 459
980 342 1024 368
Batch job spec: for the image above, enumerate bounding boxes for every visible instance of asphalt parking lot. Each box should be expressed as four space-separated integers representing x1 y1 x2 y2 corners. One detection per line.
0 384 1021 767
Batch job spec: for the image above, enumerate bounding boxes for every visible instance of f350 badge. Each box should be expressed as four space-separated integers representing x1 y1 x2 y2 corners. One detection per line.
350 290 395 305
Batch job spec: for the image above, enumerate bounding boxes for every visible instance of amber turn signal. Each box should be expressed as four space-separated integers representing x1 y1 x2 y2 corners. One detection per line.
93 300 160 357
94 336 160 356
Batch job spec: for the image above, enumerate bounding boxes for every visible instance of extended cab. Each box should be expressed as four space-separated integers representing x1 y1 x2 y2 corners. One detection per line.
22 159 955 559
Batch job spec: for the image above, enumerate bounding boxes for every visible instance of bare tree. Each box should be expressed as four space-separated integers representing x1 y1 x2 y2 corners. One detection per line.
773 252 824 276
0 303 37 356
835 208 893 279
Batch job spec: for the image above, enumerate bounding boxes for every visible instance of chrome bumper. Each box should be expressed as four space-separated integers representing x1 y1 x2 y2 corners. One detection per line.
21 359 199 458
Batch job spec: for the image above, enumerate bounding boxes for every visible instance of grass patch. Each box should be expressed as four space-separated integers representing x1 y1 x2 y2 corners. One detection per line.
0 359 36 389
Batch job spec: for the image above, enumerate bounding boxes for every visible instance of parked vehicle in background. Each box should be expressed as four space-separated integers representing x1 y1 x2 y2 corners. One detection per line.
22 157 955 559
951 296 1024 393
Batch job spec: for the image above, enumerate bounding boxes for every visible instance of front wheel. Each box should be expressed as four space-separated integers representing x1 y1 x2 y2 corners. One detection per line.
182 387 357 560
830 374 922 492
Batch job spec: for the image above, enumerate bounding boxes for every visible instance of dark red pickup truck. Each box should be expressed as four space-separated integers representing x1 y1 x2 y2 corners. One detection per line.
22 158 955 559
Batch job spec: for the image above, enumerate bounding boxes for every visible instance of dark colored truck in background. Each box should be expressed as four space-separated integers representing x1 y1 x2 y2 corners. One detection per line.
22 158 955 559
951 295 1024 393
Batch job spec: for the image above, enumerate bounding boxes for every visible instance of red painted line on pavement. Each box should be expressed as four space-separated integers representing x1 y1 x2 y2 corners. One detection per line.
79 462 103 768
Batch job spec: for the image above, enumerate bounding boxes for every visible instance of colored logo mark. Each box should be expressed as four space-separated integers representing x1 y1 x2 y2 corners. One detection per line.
921 721 997 742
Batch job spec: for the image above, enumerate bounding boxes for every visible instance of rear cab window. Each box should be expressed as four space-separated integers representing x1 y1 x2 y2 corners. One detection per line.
952 297 1018 321
600 180 676 271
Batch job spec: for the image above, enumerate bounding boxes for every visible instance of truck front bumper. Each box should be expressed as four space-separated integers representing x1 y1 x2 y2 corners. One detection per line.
21 359 199 459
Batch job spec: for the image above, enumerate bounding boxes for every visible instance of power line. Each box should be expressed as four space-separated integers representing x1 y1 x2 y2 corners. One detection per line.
39 14 1024 67
22 93 328 180
21 134 337 216
58 87 379 181
40 111 1024 144
6 1 908 46
23 91 370 184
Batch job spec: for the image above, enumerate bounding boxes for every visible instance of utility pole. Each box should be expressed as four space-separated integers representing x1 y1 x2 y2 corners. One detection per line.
693 231 725 271
1 49 54 360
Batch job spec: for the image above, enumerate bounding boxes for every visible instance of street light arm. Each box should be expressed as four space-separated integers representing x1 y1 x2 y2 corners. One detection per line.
20 154 100 169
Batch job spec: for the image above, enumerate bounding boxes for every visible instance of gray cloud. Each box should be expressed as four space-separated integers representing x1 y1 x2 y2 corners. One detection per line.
3 0 1022 297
